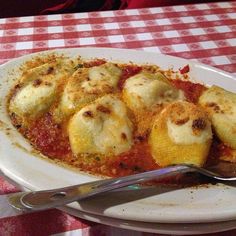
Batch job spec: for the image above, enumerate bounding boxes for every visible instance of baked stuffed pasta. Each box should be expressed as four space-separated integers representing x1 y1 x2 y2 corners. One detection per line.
7 54 236 178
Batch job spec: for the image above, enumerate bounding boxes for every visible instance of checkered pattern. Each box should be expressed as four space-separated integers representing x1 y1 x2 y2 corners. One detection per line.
0 1 236 74
0 1 236 236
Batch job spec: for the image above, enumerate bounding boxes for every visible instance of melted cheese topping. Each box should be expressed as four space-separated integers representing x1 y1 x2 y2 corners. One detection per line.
123 72 184 110
82 62 121 93
59 63 121 117
9 61 72 120
167 102 212 144
199 85 236 149
10 81 56 118
19 63 54 84
68 94 133 156
167 119 212 144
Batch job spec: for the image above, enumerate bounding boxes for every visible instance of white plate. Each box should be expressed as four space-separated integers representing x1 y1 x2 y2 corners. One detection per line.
60 205 236 235
0 48 236 224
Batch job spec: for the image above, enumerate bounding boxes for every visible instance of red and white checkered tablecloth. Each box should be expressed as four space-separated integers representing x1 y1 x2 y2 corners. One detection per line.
0 1 236 235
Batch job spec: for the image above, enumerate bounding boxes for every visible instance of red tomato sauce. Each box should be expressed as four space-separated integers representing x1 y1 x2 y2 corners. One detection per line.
118 65 142 89
108 142 159 177
26 113 71 159
171 80 206 103
26 113 158 177
83 59 106 67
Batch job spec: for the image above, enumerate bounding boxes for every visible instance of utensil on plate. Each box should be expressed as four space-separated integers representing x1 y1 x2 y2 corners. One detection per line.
8 162 236 212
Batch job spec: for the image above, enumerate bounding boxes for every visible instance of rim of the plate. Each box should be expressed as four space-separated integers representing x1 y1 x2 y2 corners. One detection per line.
7 183 236 235
0 47 234 79
60 205 236 235
0 47 236 224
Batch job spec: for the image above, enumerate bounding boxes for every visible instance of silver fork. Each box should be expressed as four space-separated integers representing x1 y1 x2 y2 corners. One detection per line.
7 162 236 212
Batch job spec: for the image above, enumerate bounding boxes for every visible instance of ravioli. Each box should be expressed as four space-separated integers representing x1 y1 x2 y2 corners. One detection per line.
68 94 133 156
123 72 184 111
19 62 56 84
58 62 122 118
149 101 212 167
199 86 236 149
9 60 73 122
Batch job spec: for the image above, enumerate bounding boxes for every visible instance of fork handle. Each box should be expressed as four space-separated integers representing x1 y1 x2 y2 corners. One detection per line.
11 165 193 212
